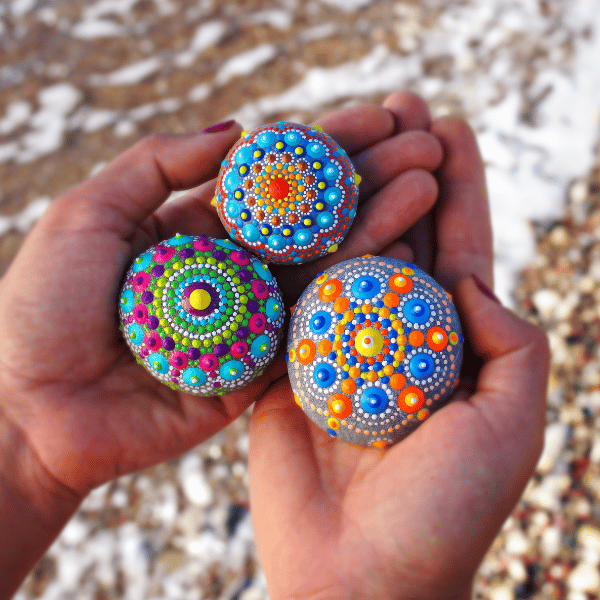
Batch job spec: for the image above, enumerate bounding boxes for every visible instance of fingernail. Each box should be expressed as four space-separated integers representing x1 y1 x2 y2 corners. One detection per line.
471 274 502 305
201 119 236 133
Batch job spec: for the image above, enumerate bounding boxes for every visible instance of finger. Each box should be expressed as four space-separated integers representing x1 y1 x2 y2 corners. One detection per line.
353 130 443 200
50 125 243 238
430 116 493 291
315 103 396 155
383 90 433 132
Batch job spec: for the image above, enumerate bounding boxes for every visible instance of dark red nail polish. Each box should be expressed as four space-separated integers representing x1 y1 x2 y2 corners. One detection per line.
472 274 502 305
201 119 236 133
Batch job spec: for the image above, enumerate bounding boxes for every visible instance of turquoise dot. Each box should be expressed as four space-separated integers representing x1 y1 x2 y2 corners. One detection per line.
224 172 240 191
316 212 334 228
127 323 144 344
266 297 282 320
148 353 169 374
121 289 135 312
183 367 206 386
226 200 241 218
360 388 389 414
323 163 339 180
218 238 239 250
235 147 252 164
251 334 271 358
352 276 381 299
268 234 286 250
166 234 192 246
257 131 276 148
284 131 301 145
220 360 245 381
252 261 272 281
293 228 313 246
132 253 152 273
307 142 326 158
243 224 260 242
324 188 342 206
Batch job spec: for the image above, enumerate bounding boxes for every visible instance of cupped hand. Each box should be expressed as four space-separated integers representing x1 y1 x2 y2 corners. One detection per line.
0 93 443 501
248 95 550 600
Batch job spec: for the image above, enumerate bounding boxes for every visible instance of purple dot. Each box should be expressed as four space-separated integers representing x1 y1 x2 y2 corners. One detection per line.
214 343 229 357
246 300 259 313
151 265 165 277
164 337 175 351
238 270 252 283
187 347 200 360
147 316 159 330
212 250 227 261
236 327 249 339
141 291 154 305
180 248 195 259
213 382 222 388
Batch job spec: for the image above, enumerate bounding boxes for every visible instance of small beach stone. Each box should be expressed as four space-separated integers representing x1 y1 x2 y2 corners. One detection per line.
286 256 463 447
119 234 284 395
215 121 360 264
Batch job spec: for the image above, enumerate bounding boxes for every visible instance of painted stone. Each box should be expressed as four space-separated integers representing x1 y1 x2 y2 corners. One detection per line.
119 234 284 395
215 121 361 264
286 256 464 447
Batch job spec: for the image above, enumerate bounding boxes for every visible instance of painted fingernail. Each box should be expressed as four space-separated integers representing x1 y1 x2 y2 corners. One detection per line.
471 274 502 305
201 119 236 133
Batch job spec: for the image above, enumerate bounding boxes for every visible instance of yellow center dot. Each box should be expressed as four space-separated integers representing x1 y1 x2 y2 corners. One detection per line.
189 289 211 310
355 328 384 357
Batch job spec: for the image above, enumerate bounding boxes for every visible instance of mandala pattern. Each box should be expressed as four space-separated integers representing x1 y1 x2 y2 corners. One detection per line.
287 256 464 447
215 121 361 264
119 234 284 395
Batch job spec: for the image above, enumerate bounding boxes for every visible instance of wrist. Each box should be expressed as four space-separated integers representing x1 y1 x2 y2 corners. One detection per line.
0 408 82 599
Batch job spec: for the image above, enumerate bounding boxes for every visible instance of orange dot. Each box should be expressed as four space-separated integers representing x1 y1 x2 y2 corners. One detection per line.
398 387 425 413
349 366 361 378
372 440 390 449
319 279 343 302
333 340 343 350
296 339 316 365
383 365 394 376
389 373 407 390
334 297 350 314
389 274 413 294
334 324 345 335
341 379 357 394
344 310 355 321
336 355 347 366
379 307 391 319
383 293 400 308
318 340 332 355
327 394 352 419
366 371 378 382
408 331 425 347
427 327 448 351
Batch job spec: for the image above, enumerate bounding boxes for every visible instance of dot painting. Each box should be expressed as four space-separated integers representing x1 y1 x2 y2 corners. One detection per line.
119 234 284 395
215 121 361 264
286 256 464 447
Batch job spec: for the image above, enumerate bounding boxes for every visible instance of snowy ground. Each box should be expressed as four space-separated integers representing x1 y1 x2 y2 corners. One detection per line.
1 0 600 598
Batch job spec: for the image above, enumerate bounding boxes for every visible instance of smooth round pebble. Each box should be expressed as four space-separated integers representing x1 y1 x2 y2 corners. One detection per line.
119 234 284 395
286 256 464 447
215 121 360 264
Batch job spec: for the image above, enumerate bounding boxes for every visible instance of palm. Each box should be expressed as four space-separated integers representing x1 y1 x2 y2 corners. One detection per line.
0 93 443 496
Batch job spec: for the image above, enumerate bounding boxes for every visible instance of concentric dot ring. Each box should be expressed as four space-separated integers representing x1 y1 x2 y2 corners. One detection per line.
286 256 464 447
215 121 361 264
119 234 284 395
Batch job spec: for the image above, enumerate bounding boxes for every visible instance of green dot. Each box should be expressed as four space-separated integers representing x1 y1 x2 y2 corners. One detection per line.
164 269 174 277
230 322 239 332
182 338 190 347
173 261 184 270
177 274 185 282
226 291 234 299
192 339 201 348
203 339 212 348
201 268 209 275
217 276 225 283
185 258 195 265
188 325 196 333
215 320 223 328
173 332 181 342
232 277 240 284
193 268 200 275
207 257 217 265
222 330 232 339
237 286 245 294
235 314 244 323
225 308 233 316
197 326 205 334
213 335 222 344
239 306 247 314
227 268 235 276
154 289 162 298
240 295 248 304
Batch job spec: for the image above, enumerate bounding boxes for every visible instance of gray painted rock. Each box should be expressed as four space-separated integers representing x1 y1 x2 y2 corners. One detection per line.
287 256 463 447
119 234 284 395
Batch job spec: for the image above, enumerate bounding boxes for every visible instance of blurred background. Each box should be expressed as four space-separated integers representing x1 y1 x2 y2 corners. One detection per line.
1 0 600 598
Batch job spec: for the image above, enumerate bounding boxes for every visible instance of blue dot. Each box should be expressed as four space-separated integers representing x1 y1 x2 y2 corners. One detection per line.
220 360 245 381
243 224 260 243
120 289 135 312
183 367 206 386
324 188 342 206
266 297 282 320
268 234 286 250
313 363 337 388
410 353 436 379
235 147 252 164
360 387 389 414
310 310 331 334
132 252 152 273
323 163 339 180
351 276 381 299
307 142 326 158
127 323 144 344
251 335 271 358
253 261 273 281
224 172 240 191
257 131 276 148
226 200 241 218
284 131 301 145
403 298 431 324
148 353 169 374
327 428 338 437
316 212 334 228
293 228 313 246
328 352 337 361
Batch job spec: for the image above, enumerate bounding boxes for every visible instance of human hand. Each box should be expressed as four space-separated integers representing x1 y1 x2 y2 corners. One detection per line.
248 94 550 600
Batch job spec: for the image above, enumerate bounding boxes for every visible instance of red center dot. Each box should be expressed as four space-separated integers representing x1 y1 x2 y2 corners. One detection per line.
269 177 289 200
